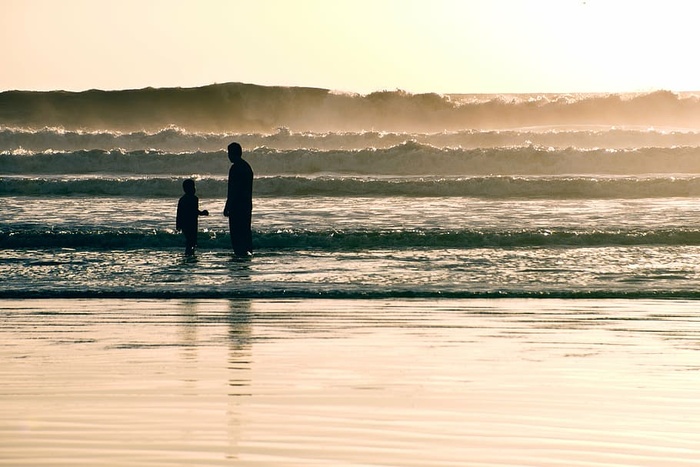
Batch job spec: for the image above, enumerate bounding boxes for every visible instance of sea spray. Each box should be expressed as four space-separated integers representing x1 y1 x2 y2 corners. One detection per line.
3 83 700 132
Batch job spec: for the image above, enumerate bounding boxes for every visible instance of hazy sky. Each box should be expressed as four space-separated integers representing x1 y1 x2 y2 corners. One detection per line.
2 0 698 94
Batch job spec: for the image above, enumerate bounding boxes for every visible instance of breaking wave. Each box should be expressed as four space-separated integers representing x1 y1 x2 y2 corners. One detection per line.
3 125 700 153
3 83 700 133
4 174 700 198
4 144 700 177
3 227 700 250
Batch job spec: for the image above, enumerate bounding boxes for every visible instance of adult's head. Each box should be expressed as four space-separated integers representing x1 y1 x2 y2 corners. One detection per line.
228 142 242 163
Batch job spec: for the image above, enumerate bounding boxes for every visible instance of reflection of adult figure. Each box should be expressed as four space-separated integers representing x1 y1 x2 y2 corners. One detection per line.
223 142 254 256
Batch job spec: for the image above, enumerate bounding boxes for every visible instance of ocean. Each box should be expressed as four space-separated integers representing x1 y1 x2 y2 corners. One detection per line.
3 84 700 299
3 83 700 465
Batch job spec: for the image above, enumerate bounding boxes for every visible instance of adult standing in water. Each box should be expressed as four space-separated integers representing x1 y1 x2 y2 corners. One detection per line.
223 142 254 256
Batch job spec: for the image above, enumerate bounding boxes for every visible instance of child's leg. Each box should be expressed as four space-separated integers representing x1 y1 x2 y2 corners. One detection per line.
184 230 197 256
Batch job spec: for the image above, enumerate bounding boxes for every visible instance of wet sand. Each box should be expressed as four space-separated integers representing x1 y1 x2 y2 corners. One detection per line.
2 298 700 466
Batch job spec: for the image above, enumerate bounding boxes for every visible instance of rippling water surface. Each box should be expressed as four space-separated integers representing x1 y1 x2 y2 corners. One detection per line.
5 196 700 298
2 298 700 466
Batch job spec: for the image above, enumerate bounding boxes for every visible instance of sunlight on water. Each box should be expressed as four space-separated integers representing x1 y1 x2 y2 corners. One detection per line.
6 196 700 232
5 193 700 298
2 298 700 466
4 245 700 298
6 87 700 466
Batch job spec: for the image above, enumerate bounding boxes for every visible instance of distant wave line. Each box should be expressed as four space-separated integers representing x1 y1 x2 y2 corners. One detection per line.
5 144 700 177
4 125 700 152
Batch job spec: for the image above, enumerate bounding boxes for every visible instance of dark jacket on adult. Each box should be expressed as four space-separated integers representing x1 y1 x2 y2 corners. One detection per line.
225 158 254 254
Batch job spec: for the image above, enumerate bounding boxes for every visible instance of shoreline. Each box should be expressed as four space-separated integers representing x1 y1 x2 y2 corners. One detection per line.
3 297 700 465
4 290 700 299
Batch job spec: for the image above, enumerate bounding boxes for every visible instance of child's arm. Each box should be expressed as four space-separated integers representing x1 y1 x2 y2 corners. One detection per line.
195 195 208 216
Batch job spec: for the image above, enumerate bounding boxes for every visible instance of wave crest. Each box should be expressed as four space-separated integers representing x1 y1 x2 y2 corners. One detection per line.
5 174 700 198
3 83 700 133
4 144 700 177
3 227 700 250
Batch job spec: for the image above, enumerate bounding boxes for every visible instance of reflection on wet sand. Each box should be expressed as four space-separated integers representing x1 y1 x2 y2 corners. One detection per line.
2 298 700 466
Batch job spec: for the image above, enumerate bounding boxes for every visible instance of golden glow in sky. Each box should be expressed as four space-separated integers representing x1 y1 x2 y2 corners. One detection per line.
2 0 700 94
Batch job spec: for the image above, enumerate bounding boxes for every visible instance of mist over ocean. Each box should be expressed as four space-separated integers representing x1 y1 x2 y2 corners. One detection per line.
3 83 700 298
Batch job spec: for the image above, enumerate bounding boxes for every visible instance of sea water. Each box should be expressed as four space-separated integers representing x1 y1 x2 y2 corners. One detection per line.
3 86 700 298
4 194 700 298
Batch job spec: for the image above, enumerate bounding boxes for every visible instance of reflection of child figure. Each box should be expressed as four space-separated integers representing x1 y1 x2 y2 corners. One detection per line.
176 179 209 256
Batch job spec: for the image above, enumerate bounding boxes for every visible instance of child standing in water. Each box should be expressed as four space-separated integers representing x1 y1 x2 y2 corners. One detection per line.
176 179 209 256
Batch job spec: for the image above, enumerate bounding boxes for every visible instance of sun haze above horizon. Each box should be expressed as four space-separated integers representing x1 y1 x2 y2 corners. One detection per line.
2 0 700 95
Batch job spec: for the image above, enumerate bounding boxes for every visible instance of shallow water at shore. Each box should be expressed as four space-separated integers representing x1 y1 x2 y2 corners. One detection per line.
2 298 700 466
5 196 700 299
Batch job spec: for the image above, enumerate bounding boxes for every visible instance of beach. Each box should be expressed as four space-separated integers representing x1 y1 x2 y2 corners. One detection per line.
2 298 700 466
4 85 700 465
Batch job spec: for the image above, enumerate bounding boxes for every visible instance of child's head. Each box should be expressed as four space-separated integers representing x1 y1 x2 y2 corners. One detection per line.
182 179 196 194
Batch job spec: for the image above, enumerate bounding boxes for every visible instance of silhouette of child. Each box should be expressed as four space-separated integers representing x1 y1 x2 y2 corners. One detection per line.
176 179 209 256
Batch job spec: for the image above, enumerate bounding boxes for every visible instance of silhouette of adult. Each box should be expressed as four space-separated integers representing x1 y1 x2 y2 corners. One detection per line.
223 142 254 256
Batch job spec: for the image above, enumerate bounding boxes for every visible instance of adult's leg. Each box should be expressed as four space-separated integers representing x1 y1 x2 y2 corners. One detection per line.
229 209 253 256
